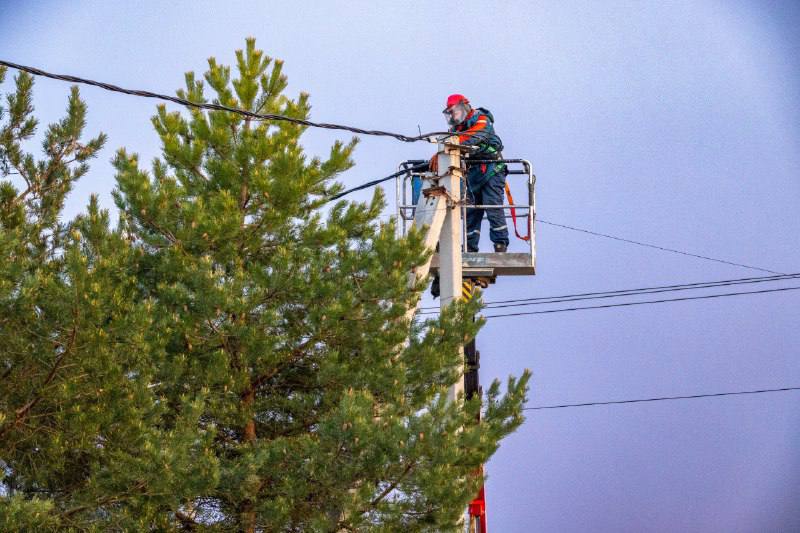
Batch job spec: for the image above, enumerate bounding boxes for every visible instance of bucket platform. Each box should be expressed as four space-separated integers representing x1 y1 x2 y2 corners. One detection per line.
396 158 537 279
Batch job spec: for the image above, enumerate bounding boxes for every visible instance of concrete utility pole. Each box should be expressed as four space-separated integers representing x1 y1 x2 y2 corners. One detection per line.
436 135 465 402
399 152 537 533
403 136 476 529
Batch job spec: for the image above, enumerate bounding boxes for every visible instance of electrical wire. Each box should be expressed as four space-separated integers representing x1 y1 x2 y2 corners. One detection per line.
480 273 799 307
537 218 783 275
523 385 800 410
485 275 800 310
0 60 460 143
327 163 428 202
418 272 800 312
2 61 785 274
7 63 798 453
480 285 800 318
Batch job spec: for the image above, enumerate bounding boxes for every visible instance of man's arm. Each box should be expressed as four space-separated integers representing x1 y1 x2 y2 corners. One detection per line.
431 113 495 171
457 114 493 146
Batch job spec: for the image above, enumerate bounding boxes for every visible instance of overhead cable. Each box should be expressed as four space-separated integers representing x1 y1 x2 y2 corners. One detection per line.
0 59 458 143
523 385 800 411
480 285 800 319
2 61 787 275
418 272 800 312
327 163 428 202
538 218 783 275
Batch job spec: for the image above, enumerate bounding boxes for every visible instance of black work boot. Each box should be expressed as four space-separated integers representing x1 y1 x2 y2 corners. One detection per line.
493 243 508 253
430 275 440 299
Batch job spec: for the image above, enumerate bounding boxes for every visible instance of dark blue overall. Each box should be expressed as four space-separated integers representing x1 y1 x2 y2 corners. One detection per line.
454 108 508 252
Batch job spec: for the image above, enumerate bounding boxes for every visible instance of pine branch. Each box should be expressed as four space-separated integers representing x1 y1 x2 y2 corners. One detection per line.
366 461 415 511
60 480 146 519
0 317 78 439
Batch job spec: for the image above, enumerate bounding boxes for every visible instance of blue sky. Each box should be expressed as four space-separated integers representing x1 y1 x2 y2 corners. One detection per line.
2 1 799 530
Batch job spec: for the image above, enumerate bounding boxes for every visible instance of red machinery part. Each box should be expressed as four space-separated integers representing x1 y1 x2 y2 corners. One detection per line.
469 485 487 532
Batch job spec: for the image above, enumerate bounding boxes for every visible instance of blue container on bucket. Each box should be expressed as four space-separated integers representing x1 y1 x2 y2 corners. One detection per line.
411 175 422 206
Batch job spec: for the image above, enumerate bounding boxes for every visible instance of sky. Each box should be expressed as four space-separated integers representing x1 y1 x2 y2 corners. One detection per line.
2 1 799 531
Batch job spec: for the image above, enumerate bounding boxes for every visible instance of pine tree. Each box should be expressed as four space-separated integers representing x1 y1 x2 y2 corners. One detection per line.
1 39 530 531
0 68 217 531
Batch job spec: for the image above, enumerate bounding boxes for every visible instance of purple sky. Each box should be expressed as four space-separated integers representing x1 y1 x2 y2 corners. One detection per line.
2 1 799 531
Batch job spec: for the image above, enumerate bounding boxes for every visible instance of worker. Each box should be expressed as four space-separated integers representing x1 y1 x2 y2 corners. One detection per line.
431 94 508 252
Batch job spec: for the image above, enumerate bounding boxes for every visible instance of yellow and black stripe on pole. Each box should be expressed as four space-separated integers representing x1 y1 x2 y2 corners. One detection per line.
462 279 475 301
462 277 490 301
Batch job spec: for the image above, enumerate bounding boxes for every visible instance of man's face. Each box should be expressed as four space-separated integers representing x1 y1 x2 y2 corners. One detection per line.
444 103 468 127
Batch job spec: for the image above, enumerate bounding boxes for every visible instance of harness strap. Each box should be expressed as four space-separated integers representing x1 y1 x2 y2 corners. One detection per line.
504 181 530 241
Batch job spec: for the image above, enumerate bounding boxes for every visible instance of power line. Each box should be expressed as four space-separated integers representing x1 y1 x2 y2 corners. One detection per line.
523 385 800 411
327 163 428 202
419 273 800 312
538 218 784 275
0 59 457 143
5 61 786 274
478 273 800 311
483 273 800 308
480 285 800 318
482 273 800 306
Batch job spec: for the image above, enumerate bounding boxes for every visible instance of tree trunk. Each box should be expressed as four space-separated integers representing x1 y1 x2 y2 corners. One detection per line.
241 387 257 532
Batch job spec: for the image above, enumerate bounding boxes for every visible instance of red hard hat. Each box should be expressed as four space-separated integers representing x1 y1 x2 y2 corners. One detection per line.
445 94 469 109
